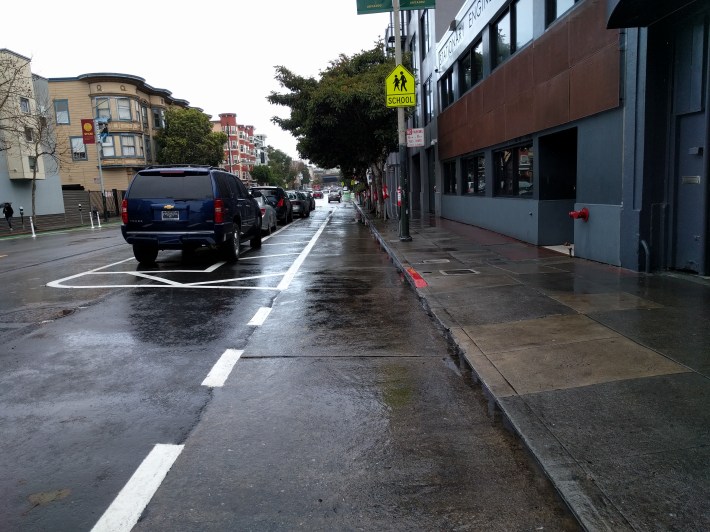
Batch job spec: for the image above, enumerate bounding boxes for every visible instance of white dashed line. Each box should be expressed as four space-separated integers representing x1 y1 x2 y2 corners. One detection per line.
201 349 244 388
91 443 184 532
248 307 272 326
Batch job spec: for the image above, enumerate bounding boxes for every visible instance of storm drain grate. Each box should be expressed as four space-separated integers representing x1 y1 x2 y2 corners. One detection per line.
440 269 480 275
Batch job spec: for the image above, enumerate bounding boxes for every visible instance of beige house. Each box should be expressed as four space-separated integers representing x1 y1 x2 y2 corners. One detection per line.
48 73 191 195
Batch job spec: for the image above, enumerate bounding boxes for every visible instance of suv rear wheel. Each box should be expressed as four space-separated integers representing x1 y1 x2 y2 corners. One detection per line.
133 244 158 265
222 223 240 262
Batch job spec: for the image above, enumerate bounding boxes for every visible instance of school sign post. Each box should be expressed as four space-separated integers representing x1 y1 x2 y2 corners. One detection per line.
357 0 434 240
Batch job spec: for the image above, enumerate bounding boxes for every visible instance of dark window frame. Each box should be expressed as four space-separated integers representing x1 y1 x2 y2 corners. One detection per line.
494 143 534 197
463 153 486 195
443 160 458 195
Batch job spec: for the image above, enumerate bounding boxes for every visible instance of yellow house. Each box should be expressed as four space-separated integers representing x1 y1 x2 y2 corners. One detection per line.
48 73 191 195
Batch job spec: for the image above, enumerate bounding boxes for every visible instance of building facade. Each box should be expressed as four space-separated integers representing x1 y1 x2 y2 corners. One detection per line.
0 49 64 218
400 0 709 275
48 73 191 211
212 114 257 186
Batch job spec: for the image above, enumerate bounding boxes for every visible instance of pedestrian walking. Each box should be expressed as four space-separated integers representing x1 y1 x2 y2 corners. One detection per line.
3 203 14 230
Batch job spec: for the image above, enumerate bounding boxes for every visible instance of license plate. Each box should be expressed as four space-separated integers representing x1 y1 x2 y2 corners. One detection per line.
162 210 179 220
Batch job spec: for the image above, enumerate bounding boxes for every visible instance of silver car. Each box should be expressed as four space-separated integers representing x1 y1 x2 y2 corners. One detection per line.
253 191 278 235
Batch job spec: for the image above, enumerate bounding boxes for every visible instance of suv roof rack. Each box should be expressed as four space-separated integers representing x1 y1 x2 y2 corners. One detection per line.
143 164 214 170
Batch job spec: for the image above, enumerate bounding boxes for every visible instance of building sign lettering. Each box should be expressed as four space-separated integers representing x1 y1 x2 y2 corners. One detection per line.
436 0 505 73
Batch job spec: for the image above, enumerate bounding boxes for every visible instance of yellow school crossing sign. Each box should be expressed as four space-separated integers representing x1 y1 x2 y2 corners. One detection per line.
385 64 415 108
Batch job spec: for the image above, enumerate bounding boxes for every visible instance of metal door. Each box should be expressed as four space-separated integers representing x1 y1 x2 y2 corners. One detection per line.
673 112 707 272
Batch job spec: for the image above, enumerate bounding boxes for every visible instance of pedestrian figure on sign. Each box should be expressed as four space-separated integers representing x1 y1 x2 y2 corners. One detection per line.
393 75 400 92
399 71 408 92
3 203 14 230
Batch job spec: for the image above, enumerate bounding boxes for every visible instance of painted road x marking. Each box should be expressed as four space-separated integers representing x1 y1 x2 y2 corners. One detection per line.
47 213 332 290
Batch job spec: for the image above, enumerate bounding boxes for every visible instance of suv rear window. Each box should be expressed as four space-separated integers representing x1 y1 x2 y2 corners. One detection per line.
129 174 213 200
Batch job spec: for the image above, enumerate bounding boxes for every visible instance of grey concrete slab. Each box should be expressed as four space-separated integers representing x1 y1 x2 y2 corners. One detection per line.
486 336 688 394
590 307 710 375
431 284 576 327
463 314 618 354
547 291 664 314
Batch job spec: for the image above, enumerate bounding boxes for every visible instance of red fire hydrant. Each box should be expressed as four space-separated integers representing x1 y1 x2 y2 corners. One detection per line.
569 207 589 222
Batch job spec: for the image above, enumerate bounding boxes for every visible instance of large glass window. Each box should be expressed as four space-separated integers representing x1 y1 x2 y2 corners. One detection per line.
494 10 511 67
459 40 483 95
443 161 457 195
546 0 576 26
494 1 534 69
54 99 69 124
463 154 485 195
117 98 132 121
494 144 534 196
152 108 165 128
424 76 433 125
515 0 534 50
121 135 136 156
100 136 115 157
440 70 454 110
71 137 87 161
420 10 431 60
141 106 149 128
95 97 110 120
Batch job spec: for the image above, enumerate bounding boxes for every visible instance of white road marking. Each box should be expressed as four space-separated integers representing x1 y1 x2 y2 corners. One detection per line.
91 443 184 532
277 212 331 291
47 212 331 290
248 307 272 326
202 349 244 387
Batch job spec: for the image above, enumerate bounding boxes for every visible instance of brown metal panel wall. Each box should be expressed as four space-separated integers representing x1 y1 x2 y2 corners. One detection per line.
569 42 621 120
438 0 620 161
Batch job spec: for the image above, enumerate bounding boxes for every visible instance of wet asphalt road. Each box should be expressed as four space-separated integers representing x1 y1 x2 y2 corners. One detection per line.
0 200 579 531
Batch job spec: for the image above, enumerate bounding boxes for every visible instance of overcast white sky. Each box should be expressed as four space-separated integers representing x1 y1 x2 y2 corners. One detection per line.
3 0 390 161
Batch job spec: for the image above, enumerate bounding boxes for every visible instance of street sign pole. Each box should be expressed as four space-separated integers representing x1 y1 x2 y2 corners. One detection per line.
95 119 108 222
393 0 411 241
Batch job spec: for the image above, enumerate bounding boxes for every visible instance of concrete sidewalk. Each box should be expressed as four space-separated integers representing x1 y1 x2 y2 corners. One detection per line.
354 203 710 531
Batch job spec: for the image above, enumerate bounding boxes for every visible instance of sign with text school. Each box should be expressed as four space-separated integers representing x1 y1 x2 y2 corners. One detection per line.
357 0 435 15
386 64 416 108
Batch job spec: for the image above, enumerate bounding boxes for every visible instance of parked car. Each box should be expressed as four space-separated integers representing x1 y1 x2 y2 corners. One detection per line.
252 190 278 235
302 190 316 211
328 189 341 203
121 165 261 264
250 186 293 224
313 190 323 199
287 190 311 218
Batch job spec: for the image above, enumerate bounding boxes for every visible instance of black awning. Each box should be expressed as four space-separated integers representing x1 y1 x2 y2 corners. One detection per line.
607 0 697 28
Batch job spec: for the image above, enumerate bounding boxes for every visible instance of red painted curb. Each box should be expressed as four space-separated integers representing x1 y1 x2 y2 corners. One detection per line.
406 267 428 288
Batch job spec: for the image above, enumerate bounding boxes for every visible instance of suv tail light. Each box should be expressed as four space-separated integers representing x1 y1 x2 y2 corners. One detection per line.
277 198 284 208
214 199 224 223
121 199 128 224
260 207 266 216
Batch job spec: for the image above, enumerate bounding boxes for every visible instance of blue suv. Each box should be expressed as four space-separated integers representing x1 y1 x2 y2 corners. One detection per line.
121 165 261 264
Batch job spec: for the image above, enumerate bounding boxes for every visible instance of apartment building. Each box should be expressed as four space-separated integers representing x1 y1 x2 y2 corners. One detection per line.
48 73 191 203
0 49 64 218
212 114 257 186
398 0 709 274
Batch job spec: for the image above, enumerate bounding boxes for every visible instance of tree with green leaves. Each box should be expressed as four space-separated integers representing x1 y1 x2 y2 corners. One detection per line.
155 107 226 166
266 146 292 188
250 164 273 185
267 42 400 215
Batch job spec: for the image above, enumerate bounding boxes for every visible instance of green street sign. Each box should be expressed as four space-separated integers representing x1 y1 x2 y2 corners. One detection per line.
356 0 435 15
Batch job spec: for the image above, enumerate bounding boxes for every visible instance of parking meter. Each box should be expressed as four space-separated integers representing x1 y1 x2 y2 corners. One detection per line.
19 206 24 227
79 203 83 224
